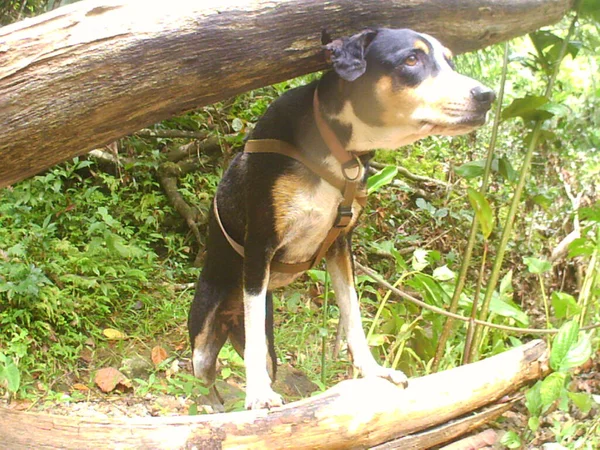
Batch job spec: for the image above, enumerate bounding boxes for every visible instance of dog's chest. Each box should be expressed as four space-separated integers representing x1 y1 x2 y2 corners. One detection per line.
268 176 361 288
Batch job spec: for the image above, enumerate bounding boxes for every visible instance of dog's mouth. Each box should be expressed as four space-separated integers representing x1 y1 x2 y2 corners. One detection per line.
419 106 490 133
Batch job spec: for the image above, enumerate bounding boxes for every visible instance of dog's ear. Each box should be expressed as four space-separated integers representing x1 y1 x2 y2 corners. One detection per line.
324 29 377 82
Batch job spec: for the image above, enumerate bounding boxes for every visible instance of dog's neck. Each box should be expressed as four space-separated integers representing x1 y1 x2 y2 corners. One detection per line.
295 75 374 182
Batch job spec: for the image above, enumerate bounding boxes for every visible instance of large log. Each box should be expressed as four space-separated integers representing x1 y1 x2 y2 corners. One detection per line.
0 340 548 449
0 0 573 188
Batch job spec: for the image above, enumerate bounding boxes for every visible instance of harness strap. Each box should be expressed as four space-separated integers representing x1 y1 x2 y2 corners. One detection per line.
214 87 367 274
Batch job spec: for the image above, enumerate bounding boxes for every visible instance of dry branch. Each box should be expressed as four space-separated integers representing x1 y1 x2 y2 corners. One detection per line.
0 340 547 449
0 0 573 187
372 401 513 450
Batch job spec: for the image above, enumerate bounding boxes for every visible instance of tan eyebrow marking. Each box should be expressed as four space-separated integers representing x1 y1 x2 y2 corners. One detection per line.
413 40 430 54
444 47 453 59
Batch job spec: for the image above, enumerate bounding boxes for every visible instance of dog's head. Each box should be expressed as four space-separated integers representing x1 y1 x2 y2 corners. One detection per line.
324 28 495 149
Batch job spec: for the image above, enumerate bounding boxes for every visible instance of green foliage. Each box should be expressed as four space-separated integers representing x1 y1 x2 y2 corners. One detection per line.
0 353 21 395
524 321 595 442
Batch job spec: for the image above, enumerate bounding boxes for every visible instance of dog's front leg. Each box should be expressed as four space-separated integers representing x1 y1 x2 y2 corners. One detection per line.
243 241 283 410
327 237 408 387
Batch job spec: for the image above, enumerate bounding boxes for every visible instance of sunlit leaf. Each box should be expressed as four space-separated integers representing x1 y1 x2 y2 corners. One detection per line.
500 431 522 449
550 321 579 371
367 165 398 194
561 332 593 371
539 372 566 410
467 188 495 239
568 392 593 414
411 248 430 271
523 256 552 274
499 270 513 297
489 292 529 325
432 265 455 281
551 292 580 319
525 381 542 417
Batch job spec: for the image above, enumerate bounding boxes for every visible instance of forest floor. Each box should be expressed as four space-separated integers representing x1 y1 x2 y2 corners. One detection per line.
2 323 598 448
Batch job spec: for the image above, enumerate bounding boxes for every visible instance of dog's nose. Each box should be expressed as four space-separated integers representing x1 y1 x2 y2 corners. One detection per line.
470 86 496 104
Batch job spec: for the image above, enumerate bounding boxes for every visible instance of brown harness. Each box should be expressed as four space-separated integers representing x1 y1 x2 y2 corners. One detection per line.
214 89 368 274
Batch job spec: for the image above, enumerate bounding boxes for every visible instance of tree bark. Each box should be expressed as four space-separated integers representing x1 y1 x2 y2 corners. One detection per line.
0 340 548 449
0 0 573 188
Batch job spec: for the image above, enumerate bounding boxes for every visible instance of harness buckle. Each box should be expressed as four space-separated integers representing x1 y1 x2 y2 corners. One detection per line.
334 205 353 228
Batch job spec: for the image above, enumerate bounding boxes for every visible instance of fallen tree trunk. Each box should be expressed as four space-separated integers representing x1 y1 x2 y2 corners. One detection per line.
0 340 548 449
0 0 573 188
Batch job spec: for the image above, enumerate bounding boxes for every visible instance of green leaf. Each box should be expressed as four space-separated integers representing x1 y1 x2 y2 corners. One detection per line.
0 359 21 394
489 292 530 325
500 431 522 449
568 392 593 414
367 333 387 346
502 95 552 122
550 321 579 371
579 205 600 223
528 416 540 432
188 402 199 416
532 193 554 210
539 372 567 411
499 270 513 297
525 129 557 147
455 160 486 179
523 256 552 274
551 292 580 319
467 188 495 239
498 156 517 183
567 237 594 258
525 381 542 417
307 269 327 284
367 166 398 195
561 332 592 371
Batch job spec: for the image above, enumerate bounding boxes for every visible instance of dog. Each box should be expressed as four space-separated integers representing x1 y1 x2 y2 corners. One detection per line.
188 28 495 410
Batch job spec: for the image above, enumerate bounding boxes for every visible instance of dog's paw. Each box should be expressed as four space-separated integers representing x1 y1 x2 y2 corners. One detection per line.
245 386 284 410
363 367 409 388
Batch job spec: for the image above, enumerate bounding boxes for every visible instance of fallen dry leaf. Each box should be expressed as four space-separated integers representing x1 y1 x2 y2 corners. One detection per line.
95 367 132 393
151 346 168 366
72 383 90 392
102 328 127 341
165 359 180 379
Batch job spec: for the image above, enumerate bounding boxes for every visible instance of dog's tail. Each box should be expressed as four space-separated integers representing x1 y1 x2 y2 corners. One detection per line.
266 292 278 381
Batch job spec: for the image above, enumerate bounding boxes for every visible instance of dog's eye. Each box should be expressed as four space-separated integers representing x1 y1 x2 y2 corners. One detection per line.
404 55 418 66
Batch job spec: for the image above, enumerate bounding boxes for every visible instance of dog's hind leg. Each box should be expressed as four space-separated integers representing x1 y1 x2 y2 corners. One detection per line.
188 278 230 405
327 236 408 387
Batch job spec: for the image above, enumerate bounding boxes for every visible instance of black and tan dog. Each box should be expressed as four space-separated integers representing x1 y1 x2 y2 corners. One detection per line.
188 28 495 410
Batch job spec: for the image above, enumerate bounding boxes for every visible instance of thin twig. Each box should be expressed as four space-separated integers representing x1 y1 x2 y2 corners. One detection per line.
370 161 449 188
135 129 209 139
355 261 600 335
471 9 581 359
